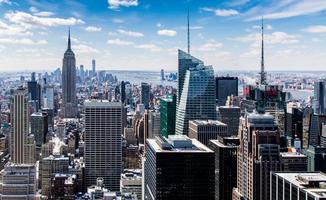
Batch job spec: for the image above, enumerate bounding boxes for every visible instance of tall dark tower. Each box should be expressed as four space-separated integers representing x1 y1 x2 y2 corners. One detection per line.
259 17 267 85
61 27 77 118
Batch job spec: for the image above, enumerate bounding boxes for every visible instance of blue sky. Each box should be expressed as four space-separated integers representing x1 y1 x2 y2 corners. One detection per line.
0 0 326 72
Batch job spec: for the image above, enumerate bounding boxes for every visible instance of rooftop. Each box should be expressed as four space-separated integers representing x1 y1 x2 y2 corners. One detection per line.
190 120 227 126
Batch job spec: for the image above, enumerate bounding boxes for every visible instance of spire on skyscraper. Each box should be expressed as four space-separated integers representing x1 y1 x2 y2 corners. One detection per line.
68 26 71 50
260 16 267 85
187 7 190 54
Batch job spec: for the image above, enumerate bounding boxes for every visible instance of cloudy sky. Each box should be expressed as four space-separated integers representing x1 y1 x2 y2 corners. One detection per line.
0 0 326 72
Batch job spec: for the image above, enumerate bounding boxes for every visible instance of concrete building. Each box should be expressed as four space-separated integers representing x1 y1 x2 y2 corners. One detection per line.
218 105 240 135
148 110 160 139
271 172 326 200
120 169 142 200
0 164 37 200
189 120 228 146
280 152 308 171
84 100 122 191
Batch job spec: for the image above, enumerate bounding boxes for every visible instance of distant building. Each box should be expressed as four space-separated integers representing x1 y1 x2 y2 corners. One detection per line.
189 120 228 146
218 105 240 135
144 135 215 200
61 28 77 118
209 136 239 200
141 83 150 109
84 100 122 191
215 76 238 106
176 50 216 135
314 80 326 114
280 152 308 171
160 69 165 81
308 114 326 147
285 102 303 145
31 112 48 148
27 73 41 110
148 110 160 138
271 172 326 200
160 95 176 137
305 145 326 173
92 58 96 77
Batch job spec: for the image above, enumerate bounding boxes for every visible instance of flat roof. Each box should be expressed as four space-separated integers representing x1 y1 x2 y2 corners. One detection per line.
274 172 326 198
84 100 122 107
190 120 227 126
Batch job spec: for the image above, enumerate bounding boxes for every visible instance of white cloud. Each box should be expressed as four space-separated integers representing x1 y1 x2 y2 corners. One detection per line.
135 44 162 52
29 7 39 13
33 11 55 17
0 38 47 45
73 44 99 53
196 41 223 52
156 23 162 28
0 21 33 36
231 32 299 44
249 0 326 20
5 11 84 28
157 29 177 37
252 24 273 30
303 25 326 33
117 29 144 37
85 26 102 32
108 0 138 9
201 7 239 16
107 38 134 46
112 18 124 23
0 0 11 5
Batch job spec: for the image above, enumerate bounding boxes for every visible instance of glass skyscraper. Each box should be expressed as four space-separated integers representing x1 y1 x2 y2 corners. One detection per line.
160 94 176 137
176 51 216 135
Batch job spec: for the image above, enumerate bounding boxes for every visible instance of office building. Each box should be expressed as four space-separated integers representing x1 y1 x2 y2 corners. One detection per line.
189 120 228 146
285 102 303 145
144 135 215 200
280 152 308 171
120 169 142 200
209 136 239 200
31 112 48 148
61 28 77 118
27 72 41 110
160 69 165 81
218 105 240 135
314 80 326 114
271 172 326 200
84 100 122 191
176 50 216 135
308 114 326 147
233 112 282 200
0 164 37 199
160 94 176 137
121 81 126 104
10 87 30 164
305 145 326 173
43 85 54 109
148 110 160 139
92 58 96 77
215 76 238 106
141 83 150 109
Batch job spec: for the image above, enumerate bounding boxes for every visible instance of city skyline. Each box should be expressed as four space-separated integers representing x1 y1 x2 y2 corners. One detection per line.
0 0 326 71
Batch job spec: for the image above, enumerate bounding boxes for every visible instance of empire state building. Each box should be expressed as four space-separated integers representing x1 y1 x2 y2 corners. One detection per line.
61 28 77 118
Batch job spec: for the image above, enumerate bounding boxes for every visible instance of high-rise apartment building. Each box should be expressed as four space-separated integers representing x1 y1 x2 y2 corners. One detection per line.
215 76 238 106
160 94 176 137
84 100 122 191
144 135 214 200
209 136 239 200
189 120 228 146
176 50 216 135
61 28 77 118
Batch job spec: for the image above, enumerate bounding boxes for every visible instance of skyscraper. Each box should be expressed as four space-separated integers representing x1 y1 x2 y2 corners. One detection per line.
176 51 216 135
148 110 160 138
215 76 238 106
141 82 150 109
285 102 303 145
313 80 326 114
160 95 176 137
10 87 29 164
92 58 96 77
61 28 77 118
233 112 282 200
144 135 215 200
84 100 122 191
31 112 48 148
209 136 239 200
218 105 240 135
27 72 41 110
